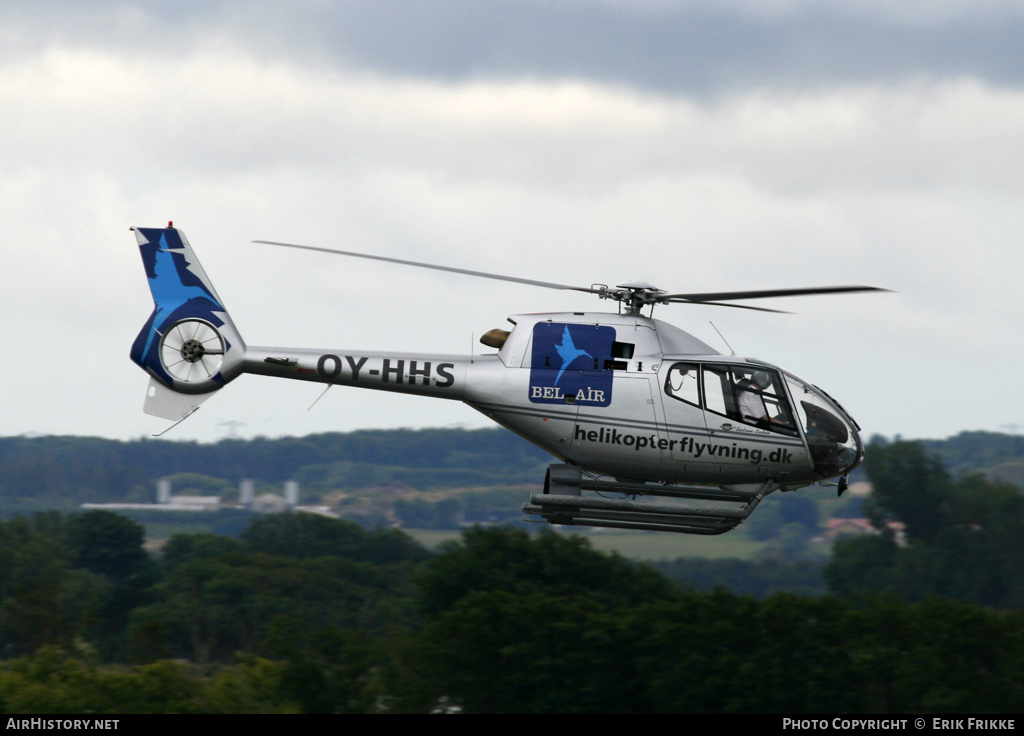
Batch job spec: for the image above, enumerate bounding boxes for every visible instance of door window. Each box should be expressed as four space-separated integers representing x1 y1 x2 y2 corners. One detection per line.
664 362 700 408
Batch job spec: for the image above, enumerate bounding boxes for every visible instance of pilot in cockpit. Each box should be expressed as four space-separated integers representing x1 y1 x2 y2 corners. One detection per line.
737 371 772 424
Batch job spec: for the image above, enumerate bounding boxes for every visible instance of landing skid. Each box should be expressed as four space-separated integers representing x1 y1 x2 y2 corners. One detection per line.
522 465 779 535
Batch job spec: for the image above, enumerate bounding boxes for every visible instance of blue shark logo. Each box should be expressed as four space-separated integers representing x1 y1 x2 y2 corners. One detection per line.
529 323 615 406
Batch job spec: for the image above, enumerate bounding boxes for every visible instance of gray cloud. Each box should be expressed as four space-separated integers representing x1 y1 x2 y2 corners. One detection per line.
6 1 1024 95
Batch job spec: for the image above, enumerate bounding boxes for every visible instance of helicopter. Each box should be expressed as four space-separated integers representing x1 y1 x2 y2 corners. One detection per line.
130 224 884 535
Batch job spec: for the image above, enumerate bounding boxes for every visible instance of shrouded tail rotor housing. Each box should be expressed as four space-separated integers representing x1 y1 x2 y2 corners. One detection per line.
158 318 228 390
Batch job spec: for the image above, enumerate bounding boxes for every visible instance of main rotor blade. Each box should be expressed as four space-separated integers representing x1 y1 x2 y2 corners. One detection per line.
666 299 791 314
253 240 603 295
662 286 889 302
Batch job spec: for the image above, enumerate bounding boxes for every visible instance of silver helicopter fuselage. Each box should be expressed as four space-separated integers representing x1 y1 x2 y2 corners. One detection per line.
243 310 862 488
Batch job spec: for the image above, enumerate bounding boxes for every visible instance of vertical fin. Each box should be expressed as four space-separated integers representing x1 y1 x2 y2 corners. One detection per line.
130 225 246 418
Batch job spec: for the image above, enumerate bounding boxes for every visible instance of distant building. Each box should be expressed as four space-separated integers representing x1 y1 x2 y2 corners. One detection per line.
824 518 875 539
823 517 906 546
239 479 255 506
252 493 289 513
80 477 330 516
81 476 219 511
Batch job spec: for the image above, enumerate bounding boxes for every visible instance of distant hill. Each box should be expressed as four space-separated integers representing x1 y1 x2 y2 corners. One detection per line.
987 461 1024 486
0 429 551 508
917 431 1024 479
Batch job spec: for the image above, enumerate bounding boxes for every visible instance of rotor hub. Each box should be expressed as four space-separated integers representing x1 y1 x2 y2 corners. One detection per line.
180 339 207 363
607 282 667 315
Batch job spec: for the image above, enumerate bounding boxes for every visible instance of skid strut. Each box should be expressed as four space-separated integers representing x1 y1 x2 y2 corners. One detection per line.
522 465 779 534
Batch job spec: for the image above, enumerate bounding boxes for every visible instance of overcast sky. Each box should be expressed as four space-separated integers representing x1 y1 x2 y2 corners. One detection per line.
3 0 1023 445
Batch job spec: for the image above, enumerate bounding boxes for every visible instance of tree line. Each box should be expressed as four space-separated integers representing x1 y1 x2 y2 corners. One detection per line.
3 428 1019 508
2 434 1024 712
1 508 1023 713
825 440 1024 609
0 429 551 507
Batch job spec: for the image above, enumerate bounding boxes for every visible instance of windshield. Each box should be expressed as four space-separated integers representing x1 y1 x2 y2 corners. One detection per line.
782 370 863 477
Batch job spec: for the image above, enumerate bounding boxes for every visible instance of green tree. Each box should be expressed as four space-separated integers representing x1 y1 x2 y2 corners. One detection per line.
0 647 103 714
241 512 429 564
64 511 156 659
864 441 951 543
390 589 639 713
131 550 415 664
202 655 298 713
0 514 110 655
264 617 377 713
824 533 899 597
161 533 245 573
828 453 1024 608
66 510 150 582
415 526 672 617
97 659 205 714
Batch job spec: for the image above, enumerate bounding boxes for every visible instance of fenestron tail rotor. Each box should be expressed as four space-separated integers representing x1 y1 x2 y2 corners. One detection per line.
159 319 226 384
254 240 889 315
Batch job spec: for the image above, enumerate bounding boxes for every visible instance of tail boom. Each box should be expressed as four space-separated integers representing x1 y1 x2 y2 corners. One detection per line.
243 346 470 401
130 225 472 421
